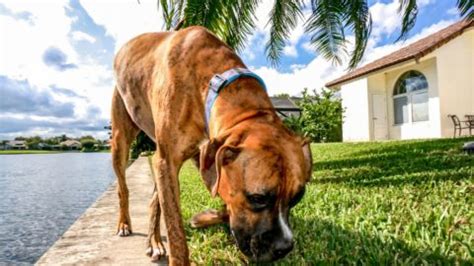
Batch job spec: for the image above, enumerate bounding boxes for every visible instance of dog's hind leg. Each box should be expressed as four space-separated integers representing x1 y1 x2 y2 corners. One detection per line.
190 208 228 228
111 88 139 236
145 186 166 261
189 153 229 228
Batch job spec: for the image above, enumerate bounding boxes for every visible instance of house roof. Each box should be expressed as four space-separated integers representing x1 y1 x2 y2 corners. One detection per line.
326 19 473 88
270 97 300 108
60 140 82 146
8 140 26 146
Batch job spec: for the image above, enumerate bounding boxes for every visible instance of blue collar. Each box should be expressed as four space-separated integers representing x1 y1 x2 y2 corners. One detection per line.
205 68 267 131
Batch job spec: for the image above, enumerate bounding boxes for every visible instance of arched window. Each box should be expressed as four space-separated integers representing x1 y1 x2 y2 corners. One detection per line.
393 71 429 124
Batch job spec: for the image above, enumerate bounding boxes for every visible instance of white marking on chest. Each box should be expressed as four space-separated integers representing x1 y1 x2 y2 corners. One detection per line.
278 206 293 241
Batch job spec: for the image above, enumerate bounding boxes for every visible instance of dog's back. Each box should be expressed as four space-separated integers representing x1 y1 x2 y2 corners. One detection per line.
112 27 245 139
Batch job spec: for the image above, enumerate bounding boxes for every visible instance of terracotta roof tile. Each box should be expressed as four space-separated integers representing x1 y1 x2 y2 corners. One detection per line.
326 19 473 87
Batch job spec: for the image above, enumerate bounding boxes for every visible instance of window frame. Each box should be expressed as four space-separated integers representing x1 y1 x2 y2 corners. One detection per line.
392 71 429 125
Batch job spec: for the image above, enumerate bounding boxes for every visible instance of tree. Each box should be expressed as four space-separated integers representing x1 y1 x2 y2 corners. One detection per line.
25 136 43 149
130 131 156 159
154 0 472 68
81 139 97 152
285 88 344 142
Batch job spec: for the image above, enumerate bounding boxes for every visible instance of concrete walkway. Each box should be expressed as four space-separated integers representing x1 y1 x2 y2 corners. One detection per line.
36 157 168 265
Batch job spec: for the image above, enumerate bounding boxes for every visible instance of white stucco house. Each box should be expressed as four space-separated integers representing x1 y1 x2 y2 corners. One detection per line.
326 20 473 141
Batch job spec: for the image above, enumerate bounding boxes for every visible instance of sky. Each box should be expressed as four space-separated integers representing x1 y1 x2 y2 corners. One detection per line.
0 0 463 140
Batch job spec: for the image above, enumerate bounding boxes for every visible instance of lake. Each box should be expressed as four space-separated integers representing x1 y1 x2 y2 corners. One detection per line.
0 153 115 264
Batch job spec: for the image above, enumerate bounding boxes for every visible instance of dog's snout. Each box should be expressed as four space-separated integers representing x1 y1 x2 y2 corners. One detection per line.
273 238 293 259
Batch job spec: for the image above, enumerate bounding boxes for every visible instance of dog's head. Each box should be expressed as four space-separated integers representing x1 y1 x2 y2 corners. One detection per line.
200 122 312 262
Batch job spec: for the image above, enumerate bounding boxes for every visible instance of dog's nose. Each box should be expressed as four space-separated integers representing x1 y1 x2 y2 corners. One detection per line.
273 238 293 259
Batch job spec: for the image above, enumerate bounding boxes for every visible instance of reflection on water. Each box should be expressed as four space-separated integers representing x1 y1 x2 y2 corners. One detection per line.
0 153 114 264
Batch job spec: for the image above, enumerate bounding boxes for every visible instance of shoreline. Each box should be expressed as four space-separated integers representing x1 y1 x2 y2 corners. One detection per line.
35 156 167 265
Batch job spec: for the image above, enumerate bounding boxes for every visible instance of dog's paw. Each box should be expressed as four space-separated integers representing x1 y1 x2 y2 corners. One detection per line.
117 222 132 237
146 244 166 262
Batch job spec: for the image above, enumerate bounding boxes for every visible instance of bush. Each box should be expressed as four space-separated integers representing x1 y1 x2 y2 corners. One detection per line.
80 139 96 152
130 131 156 159
283 115 304 135
285 88 344 143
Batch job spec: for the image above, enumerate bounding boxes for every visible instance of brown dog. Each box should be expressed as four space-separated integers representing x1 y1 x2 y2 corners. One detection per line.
111 26 312 265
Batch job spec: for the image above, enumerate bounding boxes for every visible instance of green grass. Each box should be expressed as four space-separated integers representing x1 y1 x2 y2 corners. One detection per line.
0 150 61 155
176 137 474 264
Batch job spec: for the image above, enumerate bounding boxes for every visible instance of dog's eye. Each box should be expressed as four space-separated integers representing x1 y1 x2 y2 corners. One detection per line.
246 194 271 211
289 187 305 208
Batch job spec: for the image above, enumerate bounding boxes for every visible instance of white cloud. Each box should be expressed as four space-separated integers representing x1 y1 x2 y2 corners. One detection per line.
245 0 309 59
252 19 456 97
302 41 315 54
0 0 112 139
369 0 400 40
0 0 453 139
290 64 306 71
252 57 345 96
71 30 96 43
254 0 275 32
79 0 165 51
361 19 455 65
283 45 298 57
369 0 436 42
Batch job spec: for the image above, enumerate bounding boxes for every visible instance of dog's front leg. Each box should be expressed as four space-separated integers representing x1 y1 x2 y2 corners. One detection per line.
151 148 189 266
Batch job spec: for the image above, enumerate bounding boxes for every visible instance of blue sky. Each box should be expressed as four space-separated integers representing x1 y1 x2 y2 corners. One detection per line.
0 0 464 139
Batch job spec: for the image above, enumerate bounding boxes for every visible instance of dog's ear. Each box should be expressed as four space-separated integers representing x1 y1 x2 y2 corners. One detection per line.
214 145 241 196
200 139 222 197
200 139 241 197
301 138 313 182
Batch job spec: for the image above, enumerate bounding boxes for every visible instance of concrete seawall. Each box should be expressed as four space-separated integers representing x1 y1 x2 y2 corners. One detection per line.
36 157 167 265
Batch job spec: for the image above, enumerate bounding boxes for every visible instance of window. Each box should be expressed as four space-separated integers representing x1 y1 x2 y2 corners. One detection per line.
393 71 429 124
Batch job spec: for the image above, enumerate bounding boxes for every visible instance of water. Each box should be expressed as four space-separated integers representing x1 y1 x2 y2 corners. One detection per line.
0 153 115 264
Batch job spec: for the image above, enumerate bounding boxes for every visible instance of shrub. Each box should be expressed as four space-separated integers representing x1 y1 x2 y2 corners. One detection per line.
283 115 304 135
130 131 156 159
286 88 344 142
80 139 96 152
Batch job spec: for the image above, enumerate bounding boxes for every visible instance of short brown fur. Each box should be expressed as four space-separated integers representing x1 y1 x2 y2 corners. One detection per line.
111 26 312 265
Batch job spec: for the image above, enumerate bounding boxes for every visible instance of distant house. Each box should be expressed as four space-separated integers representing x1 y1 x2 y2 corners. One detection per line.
270 96 302 118
6 140 28 150
326 20 473 141
37 143 51 150
59 140 82 150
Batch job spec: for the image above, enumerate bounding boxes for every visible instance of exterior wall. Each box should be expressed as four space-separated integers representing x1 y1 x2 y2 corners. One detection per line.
367 73 388 140
384 58 442 139
340 78 371 141
435 29 474 137
337 27 473 141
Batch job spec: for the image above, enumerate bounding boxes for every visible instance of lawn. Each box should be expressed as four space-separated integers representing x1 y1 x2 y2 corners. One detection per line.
177 137 473 264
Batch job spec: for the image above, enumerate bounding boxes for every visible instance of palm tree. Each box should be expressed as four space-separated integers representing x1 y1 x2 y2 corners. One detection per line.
155 0 473 69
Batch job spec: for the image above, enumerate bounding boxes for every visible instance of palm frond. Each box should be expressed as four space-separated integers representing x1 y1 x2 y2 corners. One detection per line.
457 0 474 19
397 0 418 41
219 0 260 52
180 0 258 52
157 0 186 30
342 0 372 69
304 0 347 65
265 0 304 66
